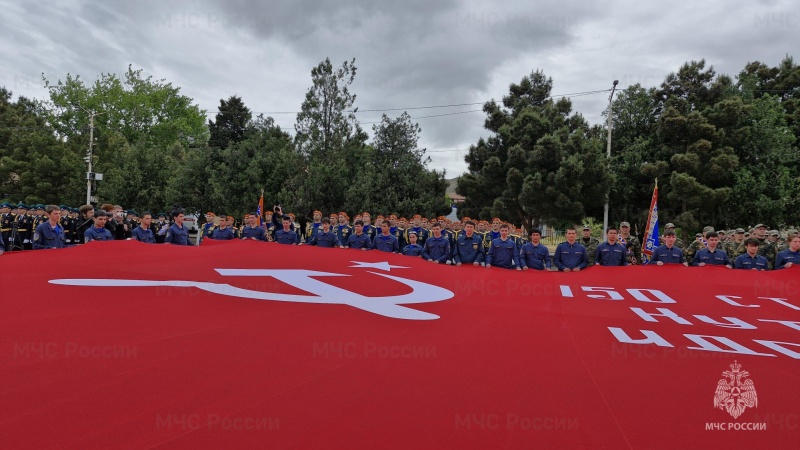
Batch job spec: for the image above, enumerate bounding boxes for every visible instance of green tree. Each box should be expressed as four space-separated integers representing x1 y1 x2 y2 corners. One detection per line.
293 58 368 214
353 112 449 216
42 66 208 207
208 95 252 150
606 84 661 228
0 88 84 204
651 60 739 232
457 70 611 229
725 94 799 226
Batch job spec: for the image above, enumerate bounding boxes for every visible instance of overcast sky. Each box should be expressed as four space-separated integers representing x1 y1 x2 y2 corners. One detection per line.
2 0 797 176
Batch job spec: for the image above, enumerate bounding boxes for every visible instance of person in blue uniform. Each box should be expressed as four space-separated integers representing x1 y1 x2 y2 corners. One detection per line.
453 220 485 266
274 215 300 245
84 211 114 242
594 227 629 266
486 224 521 270
131 212 157 243
553 228 588 272
306 217 343 248
164 209 189 245
691 232 731 267
240 213 268 241
734 238 770 270
775 235 800 269
361 212 377 241
198 212 217 244
373 221 399 253
305 210 323 243
401 231 424 257
32 205 66 249
346 220 372 250
423 223 451 264
520 229 551 271
209 215 236 240
651 230 686 266
336 212 352 244
404 215 428 247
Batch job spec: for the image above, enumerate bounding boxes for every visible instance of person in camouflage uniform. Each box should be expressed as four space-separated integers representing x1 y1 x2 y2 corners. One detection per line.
579 224 601 265
725 228 745 259
618 221 642 264
734 224 777 269
684 226 715 262
767 230 783 249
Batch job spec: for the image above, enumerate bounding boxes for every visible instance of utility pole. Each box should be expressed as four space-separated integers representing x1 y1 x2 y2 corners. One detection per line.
86 113 95 205
84 111 104 205
602 80 619 237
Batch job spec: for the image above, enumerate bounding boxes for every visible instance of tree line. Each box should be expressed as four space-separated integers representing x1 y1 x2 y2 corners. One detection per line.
2 57 799 234
457 57 800 236
0 60 450 219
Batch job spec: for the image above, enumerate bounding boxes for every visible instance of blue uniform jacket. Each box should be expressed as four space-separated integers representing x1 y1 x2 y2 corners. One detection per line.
336 225 352 244
454 233 485 265
241 226 267 241
309 231 341 248
651 245 684 264
274 229 299 245
554 242 588 270
164 223 189 245
402 244 424 257
595 242 628 266
423 235 451 263
692 248 729 266
734 254 769 270
775 249 800 269
83 227 114 243
520 242 551 270
210 227 235 240
33 222 66 249
373 234 399 253
487 238 520 269
131 226 156 243
346 233 372 250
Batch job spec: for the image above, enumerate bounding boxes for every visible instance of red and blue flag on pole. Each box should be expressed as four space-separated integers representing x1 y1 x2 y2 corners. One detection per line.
256 191 264 227
642 179 659 264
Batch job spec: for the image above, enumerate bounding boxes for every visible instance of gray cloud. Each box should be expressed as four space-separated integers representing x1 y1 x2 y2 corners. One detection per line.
1 0 798 176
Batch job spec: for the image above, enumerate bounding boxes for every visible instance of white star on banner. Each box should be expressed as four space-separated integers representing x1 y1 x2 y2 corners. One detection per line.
349 261 408 271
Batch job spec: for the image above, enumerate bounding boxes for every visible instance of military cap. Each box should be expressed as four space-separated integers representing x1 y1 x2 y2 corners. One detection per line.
788 229 798 235
754 223 767 229
620 221 630 228
664 223 675 229
407 230 417 236
35 205 45 211
59 205 69 209
718 230 727 235
702 226 714 233
769 230 780 236
735 228 745 234
0 202 10 208
17 203 28 210
582 224 591 230
158 213 166 218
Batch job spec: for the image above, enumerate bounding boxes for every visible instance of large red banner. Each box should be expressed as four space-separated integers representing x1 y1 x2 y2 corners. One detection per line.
1 240 798 448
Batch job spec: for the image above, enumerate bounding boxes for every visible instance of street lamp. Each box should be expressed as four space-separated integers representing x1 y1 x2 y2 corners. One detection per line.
602 80 619 237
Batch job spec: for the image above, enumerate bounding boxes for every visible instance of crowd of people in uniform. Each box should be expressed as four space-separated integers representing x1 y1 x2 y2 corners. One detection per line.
1 201 798 271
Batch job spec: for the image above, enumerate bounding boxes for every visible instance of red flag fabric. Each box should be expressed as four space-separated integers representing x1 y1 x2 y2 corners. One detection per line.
2 240 798 449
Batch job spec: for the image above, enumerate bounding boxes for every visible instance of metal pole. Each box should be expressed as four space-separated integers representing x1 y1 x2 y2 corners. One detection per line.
86 113 94 205
602 80 618 237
